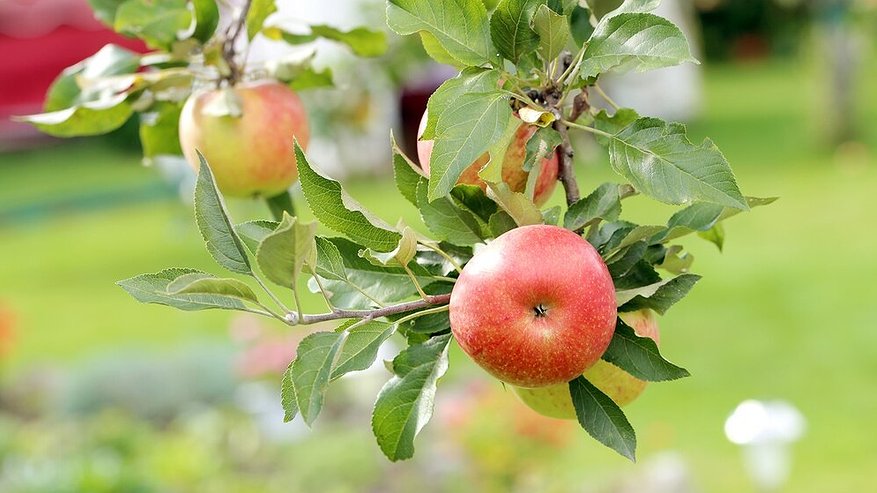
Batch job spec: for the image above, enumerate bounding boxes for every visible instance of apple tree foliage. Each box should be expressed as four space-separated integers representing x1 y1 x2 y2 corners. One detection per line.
29 0 774 462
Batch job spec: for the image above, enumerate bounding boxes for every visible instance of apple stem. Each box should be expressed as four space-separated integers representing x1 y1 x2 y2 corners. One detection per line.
282 293 452 326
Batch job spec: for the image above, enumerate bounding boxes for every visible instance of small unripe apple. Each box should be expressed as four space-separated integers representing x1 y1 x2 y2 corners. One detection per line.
449 225 617 387
513 310 660 419
179 80 309 198
416 111 558 205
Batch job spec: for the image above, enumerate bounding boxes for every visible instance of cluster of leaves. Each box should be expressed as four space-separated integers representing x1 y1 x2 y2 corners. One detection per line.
105 0 773 462
16 0 387 163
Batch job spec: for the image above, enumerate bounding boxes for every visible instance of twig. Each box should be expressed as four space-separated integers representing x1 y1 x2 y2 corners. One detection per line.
593 83 620 111
222 0 253 85
284 293 452 326
553 119 580 206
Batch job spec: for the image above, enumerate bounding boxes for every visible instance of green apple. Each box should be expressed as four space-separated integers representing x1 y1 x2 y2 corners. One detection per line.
178 80 309 198
449 225 617 387
416 111 558 205
513 309 660 419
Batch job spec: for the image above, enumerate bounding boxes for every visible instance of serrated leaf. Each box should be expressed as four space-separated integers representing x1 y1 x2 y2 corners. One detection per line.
314 236 348 281
167 275 260 305
570 376 636 461
246 0 276 40
416 180 487 245
523 126 561 172
569 5 596 46
118 268 249 311
602 0 661 17
657 245 694 274
191 0 219 42
256 213 317 289
580 13 696 80
17 96 133 137
613 225 665 251
236 220 279 254
372 333 451 461
194 155 252 275
295 143 402 252
616 273 700 313
392 135 425 206
601 319 690 381
606 241 648 278
428 91 512 200
564 182 625 231
360 226 419 267
332 321 396 379
419 31 466 67
281 363 299 421
490 0 541 63
422 68 502 140
387 0 497 66
290 331 347 425
114 0 190 50
533 3 570 61
488 210 517 236
612 260 661 290
599 117 748 210
487 182 543 226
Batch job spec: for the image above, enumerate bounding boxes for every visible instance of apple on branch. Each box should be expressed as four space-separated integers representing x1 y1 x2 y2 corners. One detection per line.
416 111 559 205
449 224 617 388
513 309 661 419
178 80 310 198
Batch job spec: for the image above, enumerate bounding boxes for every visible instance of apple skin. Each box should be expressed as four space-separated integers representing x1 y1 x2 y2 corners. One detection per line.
512 309 660 419
416 111 558 205
449 225 617 388
179 80 309 198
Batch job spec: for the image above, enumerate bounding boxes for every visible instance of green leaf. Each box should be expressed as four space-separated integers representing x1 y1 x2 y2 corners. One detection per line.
114 0 191 50
290 331 347 425
564 183 627 231
601 319 690 382
655 196 778 244
118 268 250 312
392 135 425 206
488 210 517 236
422 68 502 141
429 91 513 200
88 0 126 26
523 126 561 173
281 363 299 421
246 0 277 40
287 67 334 91
419 31 466 67
599 117 748 210
332 320 396 379
44 44 140 111
17 96 133 137
601 0 661 17
310 24 388 57
533 4 570 62
372 333 451 461
606 241 648 278
194 154 253 275
617 273 700 314
256 213 318 289
416 181 487 245
295 143 402 252
191 0 219 42
569 376 636 461
236 220 279 254
314 236 348 281
487 183 544 226
360 226 419 267
387 0 497 66
657 245 694 275
569 5 596 46
139 102 182 159
580 12 695 80
490 0 541 63
167 274 259 305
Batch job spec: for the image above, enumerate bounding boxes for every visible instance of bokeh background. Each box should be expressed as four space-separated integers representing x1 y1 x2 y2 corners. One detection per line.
1 0 876 492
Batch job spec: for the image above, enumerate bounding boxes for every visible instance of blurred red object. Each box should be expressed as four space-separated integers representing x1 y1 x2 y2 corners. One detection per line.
0 303 15 358
0 0 146 148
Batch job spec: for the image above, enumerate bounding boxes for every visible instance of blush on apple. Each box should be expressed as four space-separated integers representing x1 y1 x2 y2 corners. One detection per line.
178 80 309 198
449 225 617 387
416 111 558 205
512 309 661 419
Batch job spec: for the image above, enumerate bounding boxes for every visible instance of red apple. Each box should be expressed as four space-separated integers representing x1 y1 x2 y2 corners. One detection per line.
449 225 617 387
179 80 309 198
513 309 661 419
416 111 558 205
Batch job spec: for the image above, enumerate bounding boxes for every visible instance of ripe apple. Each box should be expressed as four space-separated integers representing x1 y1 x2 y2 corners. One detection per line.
449 225 617 387
416 111 558 205
178 80 309 198
512 309 660 419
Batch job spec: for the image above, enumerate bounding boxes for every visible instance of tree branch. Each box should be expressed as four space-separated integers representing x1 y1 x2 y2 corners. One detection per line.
553 120 580 206
284 293 452 326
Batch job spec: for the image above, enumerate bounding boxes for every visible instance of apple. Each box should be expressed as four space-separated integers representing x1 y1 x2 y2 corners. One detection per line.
178 80 309 198
512 309 660 419
416 111 558 205
449 224 617 387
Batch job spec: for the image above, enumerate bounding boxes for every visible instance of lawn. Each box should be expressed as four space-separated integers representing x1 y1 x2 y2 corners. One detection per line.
1 55 875 492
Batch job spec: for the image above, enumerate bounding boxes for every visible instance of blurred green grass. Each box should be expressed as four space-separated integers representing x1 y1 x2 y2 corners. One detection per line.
1 56 875 492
